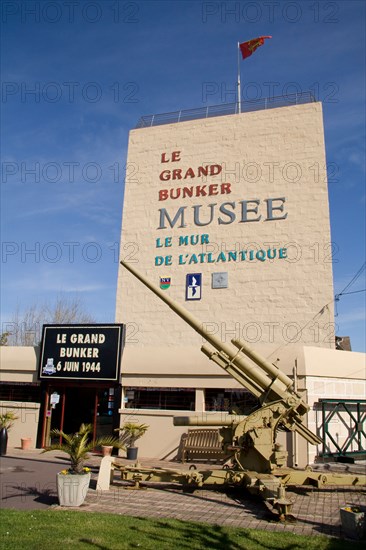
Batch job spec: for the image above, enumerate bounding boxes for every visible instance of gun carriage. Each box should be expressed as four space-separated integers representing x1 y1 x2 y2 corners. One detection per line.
98 260 366 519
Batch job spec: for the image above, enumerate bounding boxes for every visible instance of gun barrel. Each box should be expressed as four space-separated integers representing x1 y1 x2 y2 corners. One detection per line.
231 338 293 390
174 415 247 427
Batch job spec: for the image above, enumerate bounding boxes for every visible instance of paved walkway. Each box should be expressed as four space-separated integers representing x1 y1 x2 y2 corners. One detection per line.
1 447 365 540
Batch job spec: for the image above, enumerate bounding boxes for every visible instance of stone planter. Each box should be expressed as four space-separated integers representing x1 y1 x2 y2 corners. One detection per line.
21 437 32 451
56 472 91 507
340 506 365 540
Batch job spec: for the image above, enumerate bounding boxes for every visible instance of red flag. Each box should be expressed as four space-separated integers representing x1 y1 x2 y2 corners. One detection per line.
239 36 272 60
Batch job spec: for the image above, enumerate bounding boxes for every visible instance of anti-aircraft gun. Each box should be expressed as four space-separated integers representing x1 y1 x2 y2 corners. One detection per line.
101 260 365 518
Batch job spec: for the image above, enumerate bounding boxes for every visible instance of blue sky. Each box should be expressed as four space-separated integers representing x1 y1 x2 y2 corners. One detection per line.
1 0 365 351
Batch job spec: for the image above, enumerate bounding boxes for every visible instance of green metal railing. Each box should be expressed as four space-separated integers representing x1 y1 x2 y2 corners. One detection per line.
319 399 366 458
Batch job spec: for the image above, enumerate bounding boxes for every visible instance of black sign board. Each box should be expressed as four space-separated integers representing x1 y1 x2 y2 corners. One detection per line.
38 324 125 382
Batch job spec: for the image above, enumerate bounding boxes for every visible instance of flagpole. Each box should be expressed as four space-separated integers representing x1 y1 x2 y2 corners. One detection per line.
237 41 241 114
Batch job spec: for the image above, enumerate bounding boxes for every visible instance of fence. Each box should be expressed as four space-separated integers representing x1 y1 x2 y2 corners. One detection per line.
318 399 366 460
135 92 316 129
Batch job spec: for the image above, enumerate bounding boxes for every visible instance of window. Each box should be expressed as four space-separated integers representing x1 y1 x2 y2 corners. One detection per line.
0 382 41 403
205 388 259 413
124 387 195 411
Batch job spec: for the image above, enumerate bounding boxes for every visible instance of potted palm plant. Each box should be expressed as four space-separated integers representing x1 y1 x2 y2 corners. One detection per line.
115 422 149 460
0 412 19 456
42 423 124 506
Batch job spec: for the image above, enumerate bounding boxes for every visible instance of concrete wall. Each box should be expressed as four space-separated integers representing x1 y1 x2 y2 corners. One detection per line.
0 347 41 449
0 346 39 382
0 401 40 449
116 102 334 351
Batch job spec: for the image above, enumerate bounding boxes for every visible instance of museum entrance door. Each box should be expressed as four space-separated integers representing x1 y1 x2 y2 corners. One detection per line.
52 387 95 435
41 384 119 447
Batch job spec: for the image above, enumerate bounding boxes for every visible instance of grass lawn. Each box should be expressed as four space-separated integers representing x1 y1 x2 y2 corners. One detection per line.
0 509 364 550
